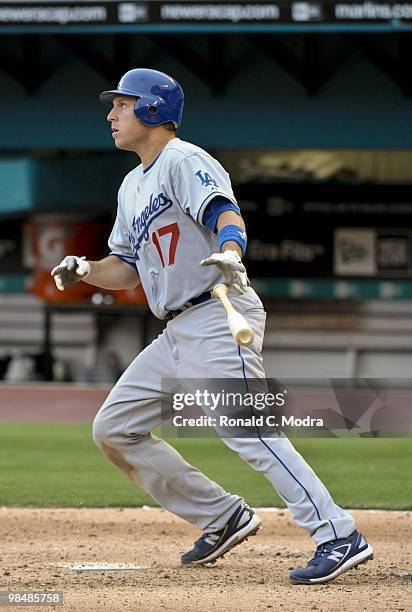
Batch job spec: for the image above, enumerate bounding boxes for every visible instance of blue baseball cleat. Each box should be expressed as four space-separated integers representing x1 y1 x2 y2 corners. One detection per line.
181 504 262 566
290 530 374 584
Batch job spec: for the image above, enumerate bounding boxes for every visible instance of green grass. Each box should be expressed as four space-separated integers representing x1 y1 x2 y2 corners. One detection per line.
0 422 411 509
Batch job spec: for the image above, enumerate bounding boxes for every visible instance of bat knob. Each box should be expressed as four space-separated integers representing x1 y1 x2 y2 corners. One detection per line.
235 328 255 347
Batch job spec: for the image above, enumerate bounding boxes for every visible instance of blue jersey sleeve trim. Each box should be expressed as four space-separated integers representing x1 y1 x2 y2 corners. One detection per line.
110 253 137 269
203 197 241 232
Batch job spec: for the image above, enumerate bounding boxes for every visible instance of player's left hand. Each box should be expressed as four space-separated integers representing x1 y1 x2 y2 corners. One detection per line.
201 250 249 294
51 255 90 291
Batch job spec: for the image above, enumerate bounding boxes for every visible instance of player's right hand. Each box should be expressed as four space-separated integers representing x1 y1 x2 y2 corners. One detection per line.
51 255 91 291
201 250 249 294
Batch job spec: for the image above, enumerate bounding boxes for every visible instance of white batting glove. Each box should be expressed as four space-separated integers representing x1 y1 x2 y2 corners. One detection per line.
51 255 90 291
201 250 249 294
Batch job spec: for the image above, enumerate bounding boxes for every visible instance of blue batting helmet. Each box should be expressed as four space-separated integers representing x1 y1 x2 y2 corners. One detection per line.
99 68 184 128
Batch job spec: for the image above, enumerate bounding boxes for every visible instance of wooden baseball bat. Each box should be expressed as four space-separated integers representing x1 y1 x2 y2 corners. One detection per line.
212 283 255 347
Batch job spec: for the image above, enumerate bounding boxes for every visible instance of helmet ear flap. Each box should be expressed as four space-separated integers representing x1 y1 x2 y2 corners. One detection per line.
134 96 164 125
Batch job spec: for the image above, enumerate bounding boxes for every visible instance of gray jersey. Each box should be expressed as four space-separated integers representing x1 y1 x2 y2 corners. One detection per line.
108 138 238 319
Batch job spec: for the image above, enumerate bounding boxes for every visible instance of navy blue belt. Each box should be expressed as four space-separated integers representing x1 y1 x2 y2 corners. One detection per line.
168 291 212 319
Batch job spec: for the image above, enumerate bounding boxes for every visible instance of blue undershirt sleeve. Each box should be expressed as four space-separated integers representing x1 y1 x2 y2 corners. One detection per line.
202 196 241 233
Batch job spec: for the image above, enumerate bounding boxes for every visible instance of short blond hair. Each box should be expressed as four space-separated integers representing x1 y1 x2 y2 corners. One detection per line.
163 122 177 133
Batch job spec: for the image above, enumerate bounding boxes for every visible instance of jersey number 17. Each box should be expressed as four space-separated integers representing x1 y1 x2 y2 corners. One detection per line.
152 223 180 267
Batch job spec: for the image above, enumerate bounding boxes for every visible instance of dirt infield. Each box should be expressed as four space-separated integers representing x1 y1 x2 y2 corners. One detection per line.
1 508 411 612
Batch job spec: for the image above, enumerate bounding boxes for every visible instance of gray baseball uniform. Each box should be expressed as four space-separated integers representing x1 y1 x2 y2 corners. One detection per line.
92 138 355 544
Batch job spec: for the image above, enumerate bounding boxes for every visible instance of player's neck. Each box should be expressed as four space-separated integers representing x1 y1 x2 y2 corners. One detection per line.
136 133 176 169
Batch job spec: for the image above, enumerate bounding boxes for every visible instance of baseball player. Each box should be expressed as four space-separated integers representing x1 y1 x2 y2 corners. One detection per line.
51 68 373 584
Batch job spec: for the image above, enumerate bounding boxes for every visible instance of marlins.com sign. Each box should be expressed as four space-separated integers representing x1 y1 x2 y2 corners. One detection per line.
335 1 412 18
